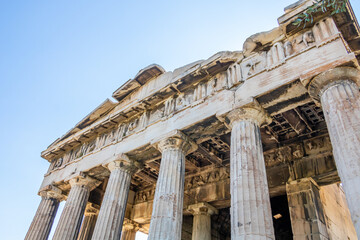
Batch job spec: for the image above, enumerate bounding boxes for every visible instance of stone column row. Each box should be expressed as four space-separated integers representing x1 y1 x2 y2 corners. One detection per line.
27 66 360 240
26 157 140 240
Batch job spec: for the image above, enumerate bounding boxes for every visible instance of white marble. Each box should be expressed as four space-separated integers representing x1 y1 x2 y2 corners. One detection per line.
91 160 135 240
148 132 195 240
227 107 275 240
310 67 360 238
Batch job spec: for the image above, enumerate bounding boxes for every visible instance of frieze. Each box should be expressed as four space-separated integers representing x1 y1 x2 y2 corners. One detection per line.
134 188 155 204
304 135 332 155
184 167 230 190
240 51 267 79
49 73 229 172
226 63 242 88
264 135 331 168
239 17 338 80
264 144 304 168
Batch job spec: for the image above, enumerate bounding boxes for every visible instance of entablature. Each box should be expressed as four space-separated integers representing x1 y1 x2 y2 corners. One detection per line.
39 0 359 192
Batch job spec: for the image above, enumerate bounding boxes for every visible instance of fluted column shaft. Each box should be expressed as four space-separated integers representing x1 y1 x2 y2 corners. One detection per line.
188 202 218 240
91 160 134 240
78 214 97 240
25 187 63 240
227 108 275 240
77 204 99 240
53 176 99 240
148 133 195 240
309 67 360 237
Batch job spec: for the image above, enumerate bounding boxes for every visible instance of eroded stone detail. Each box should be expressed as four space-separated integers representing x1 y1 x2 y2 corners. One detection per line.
287 178 329 239
134 188 155 204
184 167 229 190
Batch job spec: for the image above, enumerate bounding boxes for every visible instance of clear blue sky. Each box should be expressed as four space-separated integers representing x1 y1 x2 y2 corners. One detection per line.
0 1 359 239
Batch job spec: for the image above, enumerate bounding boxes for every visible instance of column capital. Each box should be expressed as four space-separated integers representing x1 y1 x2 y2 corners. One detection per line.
309 67 360 103
68 173 101 191
39 184 65 201
84 203 100 216
123 219 140 231
153 130 197 154
188 202 218 216
103 153 141 174
226 105 271 128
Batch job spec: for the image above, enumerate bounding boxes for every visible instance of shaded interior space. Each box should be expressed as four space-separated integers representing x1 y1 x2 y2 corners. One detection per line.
183 198 293 240
271 195 293 240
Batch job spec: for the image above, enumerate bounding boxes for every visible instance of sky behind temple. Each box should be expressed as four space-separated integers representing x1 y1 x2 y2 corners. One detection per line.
0 1 359 239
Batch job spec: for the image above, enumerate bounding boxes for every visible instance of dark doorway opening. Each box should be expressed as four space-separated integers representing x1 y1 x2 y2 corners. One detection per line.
271 195 293 240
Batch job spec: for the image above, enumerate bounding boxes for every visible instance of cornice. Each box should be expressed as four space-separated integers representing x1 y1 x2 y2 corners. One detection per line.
41 51 241 161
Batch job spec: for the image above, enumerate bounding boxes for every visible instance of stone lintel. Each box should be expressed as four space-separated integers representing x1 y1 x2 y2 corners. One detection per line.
151 130 197 154
188 202 218 216
308 67 360 103
286 177 319 193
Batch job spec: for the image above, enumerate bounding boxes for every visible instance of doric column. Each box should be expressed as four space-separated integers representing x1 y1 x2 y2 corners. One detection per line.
188 202 218 240
92 158 136 240
226 106 275 240
287 178 329 239
120 219 140 240
25 185 64 240
148 131 197 240
308 67 360 237
77 203 99 240
53 174 100 240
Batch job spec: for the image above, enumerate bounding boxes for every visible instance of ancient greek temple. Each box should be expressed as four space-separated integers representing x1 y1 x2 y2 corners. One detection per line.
26 0 360 239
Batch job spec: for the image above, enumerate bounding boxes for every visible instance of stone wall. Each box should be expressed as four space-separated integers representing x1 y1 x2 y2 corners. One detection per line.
320 184 357 240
